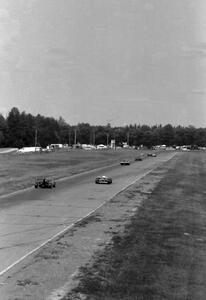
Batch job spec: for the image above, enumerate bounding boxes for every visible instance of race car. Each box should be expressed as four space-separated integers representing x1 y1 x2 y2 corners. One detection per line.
147 153 156 157
120 160 130 165
95 175 112 184
135 157 143 161
34 177 56 189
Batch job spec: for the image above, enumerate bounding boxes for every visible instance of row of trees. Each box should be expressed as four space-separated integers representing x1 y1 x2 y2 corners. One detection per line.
0 107 206 148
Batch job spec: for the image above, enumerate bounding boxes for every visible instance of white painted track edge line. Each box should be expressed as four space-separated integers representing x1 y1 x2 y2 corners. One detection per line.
0 168 154 277
0 153 176 276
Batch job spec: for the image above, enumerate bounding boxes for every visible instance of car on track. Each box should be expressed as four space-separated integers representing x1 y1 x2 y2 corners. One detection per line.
147 153 157 157
34 177 56 189
95 175 112 184
135 157 143 161
120 160 130 165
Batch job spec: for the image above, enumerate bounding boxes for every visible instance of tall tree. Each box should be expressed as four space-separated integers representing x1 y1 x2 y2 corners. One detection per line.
161 124 174 146
0 114 7 146
7 107 24 148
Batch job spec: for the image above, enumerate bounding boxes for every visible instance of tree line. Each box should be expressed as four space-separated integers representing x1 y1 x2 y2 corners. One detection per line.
0 107 206 148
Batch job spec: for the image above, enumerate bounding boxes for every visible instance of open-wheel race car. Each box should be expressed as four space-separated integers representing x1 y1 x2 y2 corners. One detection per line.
120 160 130 165
95 175 112 184
34 177 56 189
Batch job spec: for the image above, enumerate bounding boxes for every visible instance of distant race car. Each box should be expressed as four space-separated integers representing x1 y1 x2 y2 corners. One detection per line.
95 175 112 184
147 153 156 157
135 157 143 161
34 177 56 189
120 160 130 165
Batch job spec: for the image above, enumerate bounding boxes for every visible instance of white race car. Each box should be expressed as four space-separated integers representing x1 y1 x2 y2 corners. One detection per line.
95 175 112 184
120 160 130 165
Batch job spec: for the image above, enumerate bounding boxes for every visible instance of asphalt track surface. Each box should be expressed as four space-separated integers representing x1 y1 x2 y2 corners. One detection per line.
0 152 176 276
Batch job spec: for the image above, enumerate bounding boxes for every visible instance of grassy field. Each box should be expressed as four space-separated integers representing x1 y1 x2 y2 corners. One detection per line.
65 151 206 300
0 148 142 196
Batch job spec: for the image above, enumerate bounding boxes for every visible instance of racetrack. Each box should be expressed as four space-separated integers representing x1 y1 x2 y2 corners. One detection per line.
0 151 176 276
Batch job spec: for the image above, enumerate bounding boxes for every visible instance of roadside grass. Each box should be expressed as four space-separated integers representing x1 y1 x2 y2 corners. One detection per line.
16 279 39 287
0 148 141 196
65 152 206 300
76 214 102 228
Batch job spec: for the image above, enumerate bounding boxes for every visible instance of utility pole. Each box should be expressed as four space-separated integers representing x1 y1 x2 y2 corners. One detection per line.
127 131 130 145
74 127 77 145
68 130 71 146
93 130 95 146
35 129 38 147
106 133 109 147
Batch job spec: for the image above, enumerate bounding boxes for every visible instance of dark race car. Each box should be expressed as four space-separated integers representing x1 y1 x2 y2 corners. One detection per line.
95 175 112 184
34 177 56 189
147 153 156 157
120 160 130 165
135 157 143 161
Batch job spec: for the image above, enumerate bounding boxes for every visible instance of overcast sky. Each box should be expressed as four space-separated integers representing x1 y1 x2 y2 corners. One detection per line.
0 0 206 126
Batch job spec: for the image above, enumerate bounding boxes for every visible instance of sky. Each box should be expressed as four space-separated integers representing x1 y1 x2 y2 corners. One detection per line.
0 0 206 127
